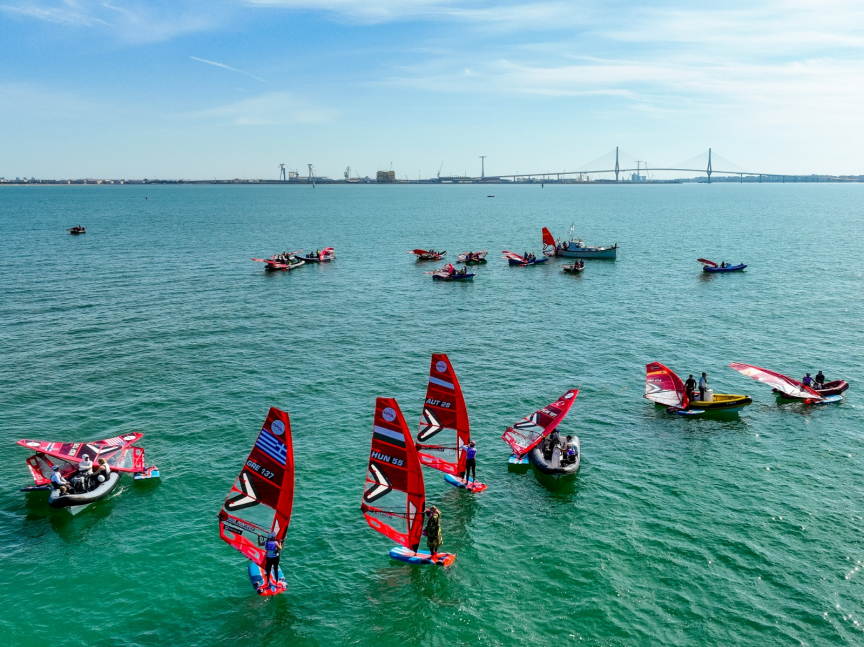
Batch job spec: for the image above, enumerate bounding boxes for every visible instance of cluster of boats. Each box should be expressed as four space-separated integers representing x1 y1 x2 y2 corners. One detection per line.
410 225 618 281
252 247 335 271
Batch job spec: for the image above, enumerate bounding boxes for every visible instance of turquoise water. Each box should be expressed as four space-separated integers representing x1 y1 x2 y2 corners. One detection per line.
1 184 863 646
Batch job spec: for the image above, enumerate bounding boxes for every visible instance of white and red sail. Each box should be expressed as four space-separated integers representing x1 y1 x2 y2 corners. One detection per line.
542 227 556 248
644 362 689 408
319 247 335 260
416 354 470 477
18 433 146 481
728 363 823 401
502 389 578 457
218 407 295 566
362 398 425 549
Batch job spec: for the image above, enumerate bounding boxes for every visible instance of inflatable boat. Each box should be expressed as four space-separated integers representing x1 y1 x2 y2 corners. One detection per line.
773 380 849 399
529 436 581 476
49 471 121 513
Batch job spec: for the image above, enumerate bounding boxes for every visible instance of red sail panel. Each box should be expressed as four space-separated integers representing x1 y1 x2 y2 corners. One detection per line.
362 398 426 549
502 389 578 456
502 251 526 262
16 433 145 472
416 354 470 476
697 258 717 267
542 227 556 247
644 362 688 408
728 362 822 400
320 247 335 260
218 407 295 566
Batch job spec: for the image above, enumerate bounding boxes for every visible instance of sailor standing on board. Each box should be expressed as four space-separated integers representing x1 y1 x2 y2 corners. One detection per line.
423 506 443 562
460 441 477 486
262 531 282 588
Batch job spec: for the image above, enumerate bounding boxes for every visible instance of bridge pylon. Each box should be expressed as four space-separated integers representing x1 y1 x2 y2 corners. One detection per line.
707 148 713 184
615 147 619 182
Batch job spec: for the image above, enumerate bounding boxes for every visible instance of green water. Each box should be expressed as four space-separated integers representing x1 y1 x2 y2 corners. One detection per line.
1 184 863 646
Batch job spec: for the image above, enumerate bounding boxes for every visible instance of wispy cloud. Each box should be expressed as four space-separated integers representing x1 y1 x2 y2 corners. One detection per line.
190 57 267 83
188 91 336 125
0 2 109 26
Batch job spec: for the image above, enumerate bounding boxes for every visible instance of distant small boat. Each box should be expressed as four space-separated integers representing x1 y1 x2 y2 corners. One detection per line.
426 263 474 281
67 226 86 235
457 251 487 264
699 258 746 273
729 362 843 405
774 380 848 399
299 247 335 263
562 261 585 273
502 251 548 266
409 248 446 261
252 252 305 271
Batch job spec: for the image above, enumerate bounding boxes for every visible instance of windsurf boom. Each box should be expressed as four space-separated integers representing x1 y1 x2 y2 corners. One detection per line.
218 407 295 566
416 354 470 477
362 398 426 550
501 389 578 458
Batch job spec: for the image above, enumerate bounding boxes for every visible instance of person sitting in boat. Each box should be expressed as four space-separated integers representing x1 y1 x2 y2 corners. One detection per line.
460 441 477 485
78 454 93 475
50 465 70 495
91 458 110 484
802 373 813 387
422 506 443 560
565 436 578 463
815 371 825 389
684 374 697 400
550 439 562 469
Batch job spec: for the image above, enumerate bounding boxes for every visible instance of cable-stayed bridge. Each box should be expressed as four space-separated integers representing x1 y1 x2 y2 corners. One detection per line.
492 148 841 183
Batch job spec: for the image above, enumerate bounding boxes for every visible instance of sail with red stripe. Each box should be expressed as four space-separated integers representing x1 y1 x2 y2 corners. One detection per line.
17 433 145 473
542 227 556 247
644 362 689 408
319 247 335 260
502 389 578 457
362 398 425 549
218 407 295 566
416 354 470 476
728 362 823 401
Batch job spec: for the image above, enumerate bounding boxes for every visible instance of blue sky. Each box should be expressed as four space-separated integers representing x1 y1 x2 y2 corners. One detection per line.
1 1 863 179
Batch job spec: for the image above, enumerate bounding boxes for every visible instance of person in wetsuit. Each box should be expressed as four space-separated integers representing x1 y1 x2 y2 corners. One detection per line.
423 506 443 559
684 374 697 401
460 441 477 485
815 371 825 389
262 531 282 586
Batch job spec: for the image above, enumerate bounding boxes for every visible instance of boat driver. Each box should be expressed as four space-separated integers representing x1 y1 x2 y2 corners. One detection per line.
815 371 825 389
50 465 70 495
698 373 708 401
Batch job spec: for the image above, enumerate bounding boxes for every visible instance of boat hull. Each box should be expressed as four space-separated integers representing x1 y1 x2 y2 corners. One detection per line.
687 393 752 412
557 244 617 259
432 273 474 281
508 258 548 266
703 264 747 273
528 437 581 476
773 380 848 399
48 471 121 510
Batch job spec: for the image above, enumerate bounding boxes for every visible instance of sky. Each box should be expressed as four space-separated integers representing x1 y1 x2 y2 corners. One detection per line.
1 0 863 179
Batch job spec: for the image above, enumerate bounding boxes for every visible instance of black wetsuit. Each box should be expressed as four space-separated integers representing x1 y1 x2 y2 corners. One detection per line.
263 540 281 581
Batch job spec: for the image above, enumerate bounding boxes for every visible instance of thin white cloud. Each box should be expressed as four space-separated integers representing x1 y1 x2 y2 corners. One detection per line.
188 92 336 125
190 56 267 83
0 3 109 26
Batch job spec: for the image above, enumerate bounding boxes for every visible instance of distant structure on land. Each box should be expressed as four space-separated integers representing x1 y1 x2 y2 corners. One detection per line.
377 170 396 183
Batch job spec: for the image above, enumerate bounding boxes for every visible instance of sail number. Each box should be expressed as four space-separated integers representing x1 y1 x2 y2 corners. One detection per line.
371 450 403 466
246 459 275 479
425 398 452 409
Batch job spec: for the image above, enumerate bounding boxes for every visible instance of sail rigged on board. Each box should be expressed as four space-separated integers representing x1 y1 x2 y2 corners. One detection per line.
728 363 823 400
362 398 425 549
17 433 146 473
416 354 470 476
218 407 295 566
542 227 556 248
645 362 689 408
502 389 578 457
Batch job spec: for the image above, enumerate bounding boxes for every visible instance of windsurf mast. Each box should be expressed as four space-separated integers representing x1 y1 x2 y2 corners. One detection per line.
218 407 295 566
416 354 470 476
644 362 689 408
502 389 578 457
362 398 425 549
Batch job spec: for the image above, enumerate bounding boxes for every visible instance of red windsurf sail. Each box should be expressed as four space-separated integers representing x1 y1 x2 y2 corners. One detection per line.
644 362 689 408
17 433 145 473
502 251 526 263
416 354 470 476
728 363 823 400
218 407 295 566
362 398 425 549
697 258 717 267
542 227 556 247
502 389 578 457
320 247 335 260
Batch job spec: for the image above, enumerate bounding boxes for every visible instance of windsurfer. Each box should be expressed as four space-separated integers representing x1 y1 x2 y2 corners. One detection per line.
460 441 477 485
262 531 282 587
50 465 70 494
684 375 697 400
423 506 443 561
698 373 708 401
815 371 825 389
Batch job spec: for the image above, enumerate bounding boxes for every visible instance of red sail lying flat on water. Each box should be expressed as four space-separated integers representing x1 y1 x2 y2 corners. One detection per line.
644 362 689 408
17 433 146 474
218 407 295 566
362 398 425 549
502 389 578 457
728 362 823 401
416 354 470 476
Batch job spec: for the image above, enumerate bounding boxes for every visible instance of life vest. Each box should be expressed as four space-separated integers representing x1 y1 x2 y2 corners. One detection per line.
265 540 279 558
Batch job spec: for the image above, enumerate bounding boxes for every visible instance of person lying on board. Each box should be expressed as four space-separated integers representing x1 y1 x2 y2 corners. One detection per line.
51 465 70 495
460 441 477 485
262 532 282 588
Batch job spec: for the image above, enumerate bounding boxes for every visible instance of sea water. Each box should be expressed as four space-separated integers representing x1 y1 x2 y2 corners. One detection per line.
1 183 863 646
